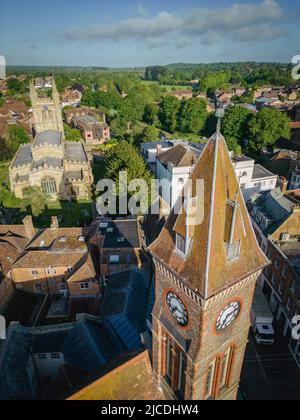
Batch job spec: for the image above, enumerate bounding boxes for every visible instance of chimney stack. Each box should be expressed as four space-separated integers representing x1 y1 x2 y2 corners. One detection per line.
280 177 288 194
23 216 35 239
157 144 162 156
50 216 59 229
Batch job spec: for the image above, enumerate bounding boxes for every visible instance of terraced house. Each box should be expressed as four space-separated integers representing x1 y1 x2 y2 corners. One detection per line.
9 77 93 200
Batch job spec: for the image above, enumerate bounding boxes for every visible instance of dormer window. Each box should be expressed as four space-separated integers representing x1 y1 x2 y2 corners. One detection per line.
228 241 241 261
176 234 186 256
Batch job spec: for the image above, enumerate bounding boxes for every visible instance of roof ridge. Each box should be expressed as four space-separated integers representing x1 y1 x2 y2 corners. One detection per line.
204 133 219 299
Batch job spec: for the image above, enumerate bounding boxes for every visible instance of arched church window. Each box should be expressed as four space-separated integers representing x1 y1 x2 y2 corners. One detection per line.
42 178 57 195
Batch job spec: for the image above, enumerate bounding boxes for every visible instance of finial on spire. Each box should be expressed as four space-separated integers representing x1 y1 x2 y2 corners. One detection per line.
215 107 225 138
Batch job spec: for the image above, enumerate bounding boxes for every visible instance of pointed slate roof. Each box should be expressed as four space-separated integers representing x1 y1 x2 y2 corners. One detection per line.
149 130 269 298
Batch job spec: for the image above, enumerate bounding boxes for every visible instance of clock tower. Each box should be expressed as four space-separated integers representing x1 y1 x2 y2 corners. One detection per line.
149 129 269 400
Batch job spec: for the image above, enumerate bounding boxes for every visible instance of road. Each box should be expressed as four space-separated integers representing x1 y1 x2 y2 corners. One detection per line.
240 329 300 400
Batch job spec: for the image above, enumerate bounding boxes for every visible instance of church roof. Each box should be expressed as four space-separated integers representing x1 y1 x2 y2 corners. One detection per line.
149 130 269 298
65 142 88 162
11 144 32 168
34 130 62 148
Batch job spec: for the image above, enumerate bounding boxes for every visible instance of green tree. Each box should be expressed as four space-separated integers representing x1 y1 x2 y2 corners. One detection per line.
21 187 47 217
248 108 291 152
64 124 82 142
159 96 180 133
104 141 153 212
143 103 159 126
222 106 252 148
0 137 13 161
143 125 159 142
7 125 29 154
179 98 208 134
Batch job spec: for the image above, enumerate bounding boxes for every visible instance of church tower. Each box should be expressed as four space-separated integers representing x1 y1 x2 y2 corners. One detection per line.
149 129 269 400
30 77 65 137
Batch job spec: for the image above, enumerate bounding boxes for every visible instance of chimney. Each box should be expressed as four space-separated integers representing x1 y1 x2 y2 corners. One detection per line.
280 177 288 194
23 216 35 239
157 144 162 156
50 216 59 229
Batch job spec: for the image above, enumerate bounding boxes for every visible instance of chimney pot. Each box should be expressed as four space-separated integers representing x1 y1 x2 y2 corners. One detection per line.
50 216 59 229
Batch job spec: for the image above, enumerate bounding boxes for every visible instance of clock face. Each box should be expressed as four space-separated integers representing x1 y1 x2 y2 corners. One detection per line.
166 292 188 327
216 301 241 332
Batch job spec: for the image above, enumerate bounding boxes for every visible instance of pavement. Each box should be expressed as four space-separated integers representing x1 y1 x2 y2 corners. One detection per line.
240 328 300 400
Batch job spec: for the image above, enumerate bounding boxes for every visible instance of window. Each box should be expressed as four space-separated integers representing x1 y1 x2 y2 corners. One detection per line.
109 255 120 264
219 348 232 391
176 234 186 256
35 283 43 293
59 283 67 292
164 335 187 399
32 270 39 276
38 353 47 360
51 353 61 360
275 258 280 269
205 360 216 400
228 241 241 261
80 282 90 290
42 178 57 195
67 267 73 274
240 184 246 190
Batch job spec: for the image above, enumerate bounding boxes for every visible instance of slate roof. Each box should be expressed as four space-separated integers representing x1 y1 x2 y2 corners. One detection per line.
150 131 269 298
0 325 33 400
33 157 63 170
252 188 294 234
100 218 141 249
100 269 151 351
11 144 32 168
65 142 88 162
252 164 276 180
33 130 62 148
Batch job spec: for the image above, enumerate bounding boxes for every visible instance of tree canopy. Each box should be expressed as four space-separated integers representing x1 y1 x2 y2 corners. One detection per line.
248 108 291 152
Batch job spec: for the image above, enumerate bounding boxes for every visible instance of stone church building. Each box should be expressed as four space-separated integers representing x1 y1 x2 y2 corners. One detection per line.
9 78 93 200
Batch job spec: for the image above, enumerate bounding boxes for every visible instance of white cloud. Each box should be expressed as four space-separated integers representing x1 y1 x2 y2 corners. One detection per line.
60 0 288 47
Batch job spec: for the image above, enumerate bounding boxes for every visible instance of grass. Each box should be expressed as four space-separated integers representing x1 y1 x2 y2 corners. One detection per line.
12 200 93 228
141 80 191 92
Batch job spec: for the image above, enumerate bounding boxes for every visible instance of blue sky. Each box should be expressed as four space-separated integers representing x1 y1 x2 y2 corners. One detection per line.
0 0 299 67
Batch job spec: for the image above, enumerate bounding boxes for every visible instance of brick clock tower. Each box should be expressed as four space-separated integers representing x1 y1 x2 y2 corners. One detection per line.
149 130 269 400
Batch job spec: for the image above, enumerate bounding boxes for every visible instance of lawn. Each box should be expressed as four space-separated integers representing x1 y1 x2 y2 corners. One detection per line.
12 200 94 228
141 80 191 92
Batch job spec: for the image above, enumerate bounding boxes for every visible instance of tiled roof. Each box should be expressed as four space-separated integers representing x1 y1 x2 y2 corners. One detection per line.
12 249 86 269
67 254 96 283
28 227 90 249
150 131 269 298
158 144 197 168
68 350 165 401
